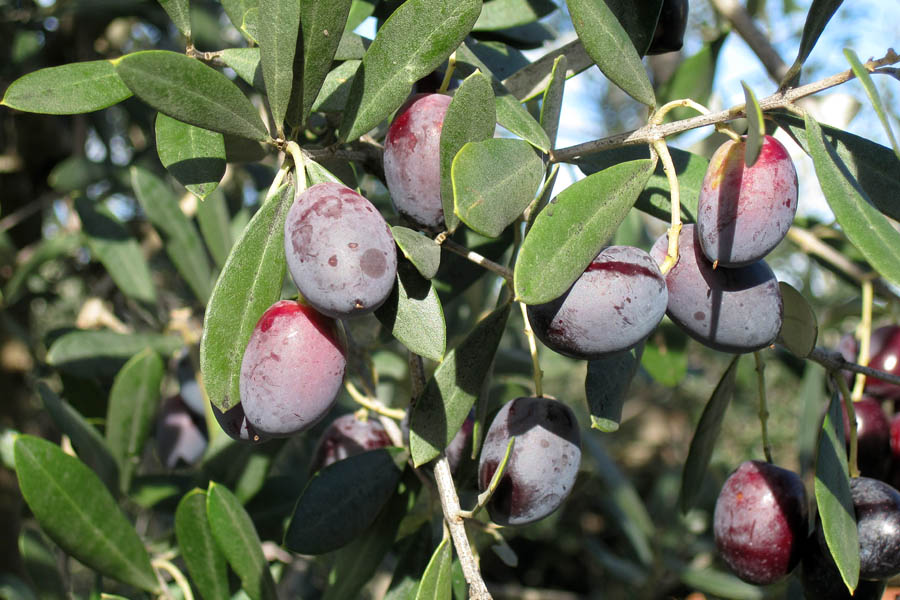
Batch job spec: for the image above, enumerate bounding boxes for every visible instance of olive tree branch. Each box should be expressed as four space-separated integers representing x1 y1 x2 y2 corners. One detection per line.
808 347 900 388
707 0 790 83
550 50 900 164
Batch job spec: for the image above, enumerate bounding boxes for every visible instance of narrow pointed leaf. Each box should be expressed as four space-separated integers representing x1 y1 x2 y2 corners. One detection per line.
391 226 441 279
19 528 67 600
75 197 157 306
311 60 360 113
805 114 900 288
816 391 859 593
566 0 655 106
155 113 226 199
602 0 663 56
258 0 301 132
772 112 900 222
776 282 818 358
783 0 843 85
105 349 164 489
241 8 260 43
539 54 566 148
585 343 643 432
197 190 235 269
200 182 294 411
114 50 268 141
440 71 496 233
456 40 551 151
340 0 483 141
843 48 900 161
1 61 131 114
13 436 158 593
323 483 413 600
514 158 655 304
284 448 404 554
220 48 264 90
175 490 229 600
38 382 119 494
473 0 556 30
453 138 544 238
678 566 765 600
415 538 452 600
158 0 191 36
741 81 764 166
376 261 446 361
299 0 354 125
46 330 183 378
221 0 259 42
206 482 277 600
502 39 594 102
679 356 740 513
410 303 511 467
131 166 214 302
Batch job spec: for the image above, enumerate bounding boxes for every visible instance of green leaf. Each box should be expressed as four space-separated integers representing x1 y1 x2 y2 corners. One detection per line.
473 0 556 30
376 261 446 361
453 139 544 238
221 0 259 43
640 321 688 386
175 490 229 600
114 50 268 141
323 480 413 600
13 436 159 593
1 61 131 114
219 48 264 90
241 7 260 43
200 182 293 411
258 0 301 132
47 156 107 193
741 81 764 166
440 71 496 233
514 158 654 304
585 343 643 432
206 482 277 600
783 0 843 86
131 165 214 302
155 113 226 199
284 448 404 554
601 0 663 56
4 233 81 305
38 382 119 494
566 0 655 106
679 356 740 513
298 0 354 125
415 538 452 600
311 60 360 113
805 114 900 288
776 282 818 358
19 527 67 600
456 40 551 151
844 48 900 161
46 330 183 378
391 226 441 279
816 390 859 594
197 189 235 269
158 0 191 36
539 54 566 148
75 197 157 306
340 0 482 142
502 40 594 102
656 35 726 123
773 112 900 223
105 349 164 490
410 303 511 467
677 566 765 600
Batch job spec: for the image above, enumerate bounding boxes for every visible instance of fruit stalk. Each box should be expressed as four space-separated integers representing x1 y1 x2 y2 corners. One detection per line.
754 351 774 463
518 303 543 397
651 139 681 276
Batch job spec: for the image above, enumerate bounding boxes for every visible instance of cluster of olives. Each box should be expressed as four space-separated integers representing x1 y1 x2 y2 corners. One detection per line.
713 328 900 596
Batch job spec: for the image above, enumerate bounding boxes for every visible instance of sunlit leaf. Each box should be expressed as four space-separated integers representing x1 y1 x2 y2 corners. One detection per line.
375 260 446 361
391 226 441 279
843 48 900 161
297 0 354 125
175 489 229 600
1 61 131 114
414 538 452 600
741 81 764 166
258 0 301 132
514 159 655 304
782 0 844 86
46 330 183 378
539 54 566 148
155 113 226 199
157 0 191 36
473 0 556 31
14 436 158 593
502 39 594 101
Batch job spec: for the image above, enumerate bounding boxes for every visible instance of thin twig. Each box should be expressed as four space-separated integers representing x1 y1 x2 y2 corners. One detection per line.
550 51 900 164
440 238 514 282
834 374 860 479
344 381 406 420
809 347 900 388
